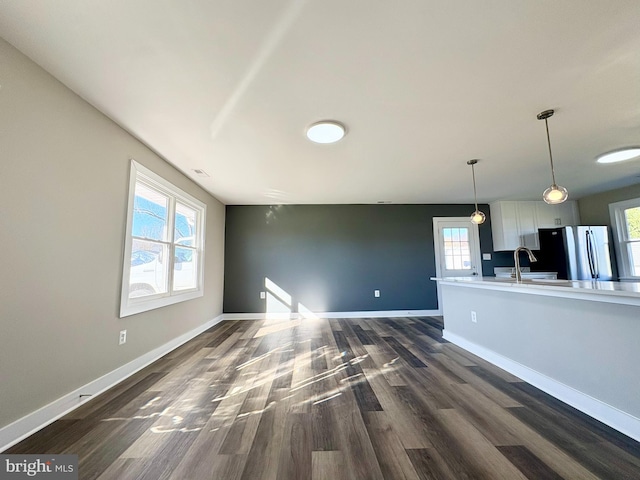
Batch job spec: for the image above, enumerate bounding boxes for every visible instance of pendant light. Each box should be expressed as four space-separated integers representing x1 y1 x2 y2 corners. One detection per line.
537 109 568 204
467 159 485 224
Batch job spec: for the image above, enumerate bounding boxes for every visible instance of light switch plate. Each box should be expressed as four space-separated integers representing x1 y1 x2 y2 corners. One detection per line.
482 253 491 260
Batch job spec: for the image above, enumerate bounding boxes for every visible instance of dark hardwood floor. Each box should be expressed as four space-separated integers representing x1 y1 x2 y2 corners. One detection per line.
7 317 640 479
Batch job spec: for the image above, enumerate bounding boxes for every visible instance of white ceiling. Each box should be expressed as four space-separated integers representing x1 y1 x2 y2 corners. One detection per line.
1 0 639 205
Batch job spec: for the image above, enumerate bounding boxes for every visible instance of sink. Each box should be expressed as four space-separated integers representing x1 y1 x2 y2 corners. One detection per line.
490 278 573 286
530 279 573 285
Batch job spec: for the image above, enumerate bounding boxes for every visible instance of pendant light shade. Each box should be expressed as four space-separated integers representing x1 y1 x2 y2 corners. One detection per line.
537 110 568 204
542 184 569 204
470 210 486 225
467 159 485 225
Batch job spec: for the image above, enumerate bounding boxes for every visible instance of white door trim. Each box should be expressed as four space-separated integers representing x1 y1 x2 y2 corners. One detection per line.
433 217 482 311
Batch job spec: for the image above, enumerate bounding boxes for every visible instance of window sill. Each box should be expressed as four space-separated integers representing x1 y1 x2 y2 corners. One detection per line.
120 289 204 317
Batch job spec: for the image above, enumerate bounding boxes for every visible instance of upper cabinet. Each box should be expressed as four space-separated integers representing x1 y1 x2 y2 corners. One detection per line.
490 200 580 251
535 201 580 229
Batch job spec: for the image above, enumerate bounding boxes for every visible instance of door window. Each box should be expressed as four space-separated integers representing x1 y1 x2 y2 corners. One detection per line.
442 227 472 270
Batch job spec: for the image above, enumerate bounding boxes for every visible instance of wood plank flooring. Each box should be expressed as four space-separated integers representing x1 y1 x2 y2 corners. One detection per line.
7 317 640 479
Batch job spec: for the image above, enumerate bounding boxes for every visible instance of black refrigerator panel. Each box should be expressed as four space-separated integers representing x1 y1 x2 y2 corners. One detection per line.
535 227 577 280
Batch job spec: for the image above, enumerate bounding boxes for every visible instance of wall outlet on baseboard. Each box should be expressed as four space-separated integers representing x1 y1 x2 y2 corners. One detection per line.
471 311 477 323
260 291 266 299
119 330 127 345
374 289 380 298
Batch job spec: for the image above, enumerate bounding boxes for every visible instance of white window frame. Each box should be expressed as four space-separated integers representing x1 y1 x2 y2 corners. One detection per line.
120 160 206 317
609 197 640 281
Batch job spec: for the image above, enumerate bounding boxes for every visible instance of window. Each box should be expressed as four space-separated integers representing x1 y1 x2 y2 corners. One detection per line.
120 161 206 317
442 227 472 270
609 198 640 280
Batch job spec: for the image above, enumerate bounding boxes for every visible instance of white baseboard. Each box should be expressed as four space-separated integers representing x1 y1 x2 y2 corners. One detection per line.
443 330 640 442
0 314 225 453
223 310 440 321
222 313 269 320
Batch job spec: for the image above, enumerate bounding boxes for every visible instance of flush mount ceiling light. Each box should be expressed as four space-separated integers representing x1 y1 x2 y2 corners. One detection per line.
537 109 568 204
467 159 486 225
306 121 346 144
596 148 640 164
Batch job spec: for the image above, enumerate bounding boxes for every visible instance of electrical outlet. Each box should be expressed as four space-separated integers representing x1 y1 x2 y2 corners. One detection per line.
471 311 477 323
119 330 127 345
555 218 562 225
374 289 380 298
482 253 491 261
260 291 266 299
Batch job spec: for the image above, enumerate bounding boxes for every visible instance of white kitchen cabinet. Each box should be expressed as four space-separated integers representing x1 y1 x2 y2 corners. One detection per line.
489 201 520 251
490 200 579 251
535 201 580 228
517 201 539 250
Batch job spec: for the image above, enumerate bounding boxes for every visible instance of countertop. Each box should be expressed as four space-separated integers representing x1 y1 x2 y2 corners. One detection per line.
431 276 640 306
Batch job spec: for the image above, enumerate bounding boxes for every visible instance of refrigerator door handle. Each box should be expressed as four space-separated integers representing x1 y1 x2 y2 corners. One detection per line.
590 229 600 279
586 230 597 279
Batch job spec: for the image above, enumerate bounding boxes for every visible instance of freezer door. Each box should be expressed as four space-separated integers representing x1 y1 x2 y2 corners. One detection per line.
536 227 576 279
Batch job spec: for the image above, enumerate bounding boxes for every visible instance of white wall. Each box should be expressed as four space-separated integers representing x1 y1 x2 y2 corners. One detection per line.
578 183 640 227
0 38 225 429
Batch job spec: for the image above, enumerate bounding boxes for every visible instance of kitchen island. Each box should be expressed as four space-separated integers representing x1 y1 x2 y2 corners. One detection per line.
432 276 640 441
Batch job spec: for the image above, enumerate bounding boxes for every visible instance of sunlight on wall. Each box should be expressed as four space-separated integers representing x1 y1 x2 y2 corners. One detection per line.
265 277 292 305
265 277 292 320
264 277 325 319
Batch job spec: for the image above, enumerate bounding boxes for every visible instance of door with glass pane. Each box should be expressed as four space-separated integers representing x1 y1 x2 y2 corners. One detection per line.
433 218 482 278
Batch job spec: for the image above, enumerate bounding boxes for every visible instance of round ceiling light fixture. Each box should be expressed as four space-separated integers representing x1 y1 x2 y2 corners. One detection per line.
306 121 346 144
596 148 640 164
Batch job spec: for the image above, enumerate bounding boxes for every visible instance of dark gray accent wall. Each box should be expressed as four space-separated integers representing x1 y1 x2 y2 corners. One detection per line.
224 204 510 313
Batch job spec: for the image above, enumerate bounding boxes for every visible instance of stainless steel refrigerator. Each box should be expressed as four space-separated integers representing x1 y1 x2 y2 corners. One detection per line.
535 226 614 280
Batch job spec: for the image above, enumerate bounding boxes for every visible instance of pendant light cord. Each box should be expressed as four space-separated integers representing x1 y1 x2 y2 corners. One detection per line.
471 163 479 211
544 118 557 185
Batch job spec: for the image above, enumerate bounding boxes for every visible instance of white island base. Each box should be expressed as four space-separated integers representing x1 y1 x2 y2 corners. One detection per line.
434 277 640 442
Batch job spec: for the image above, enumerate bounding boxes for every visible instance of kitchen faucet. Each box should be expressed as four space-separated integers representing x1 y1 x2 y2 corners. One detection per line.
514 246 538 282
